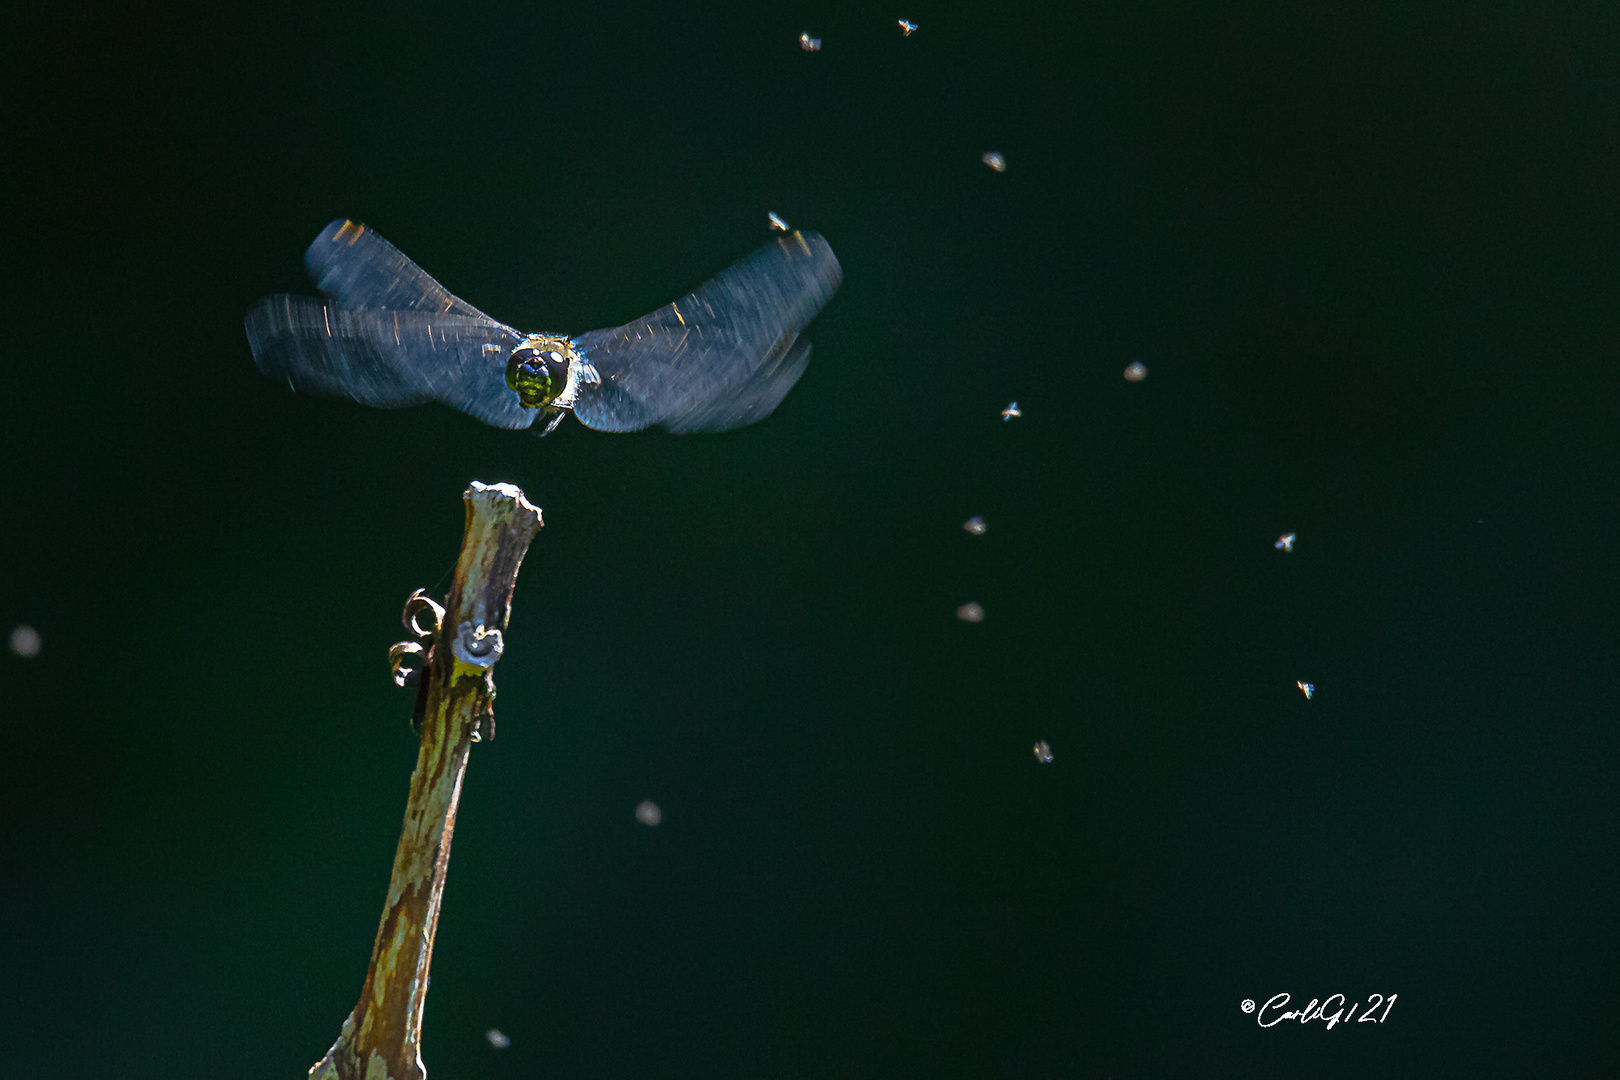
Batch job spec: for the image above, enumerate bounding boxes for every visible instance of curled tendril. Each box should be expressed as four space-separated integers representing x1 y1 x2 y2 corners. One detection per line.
388 640 427 688
402 588 445 641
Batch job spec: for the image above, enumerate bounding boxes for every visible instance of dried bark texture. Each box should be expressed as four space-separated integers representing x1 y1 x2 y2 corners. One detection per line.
309 481 543 1080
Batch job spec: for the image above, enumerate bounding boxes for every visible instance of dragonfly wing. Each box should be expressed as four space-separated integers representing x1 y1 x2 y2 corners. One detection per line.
570 230 840 434
566 377 660 433
660 339 812 433
245 297 536 429
304 219 496 318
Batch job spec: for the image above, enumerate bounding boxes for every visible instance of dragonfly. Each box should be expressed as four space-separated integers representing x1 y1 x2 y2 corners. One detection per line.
245 219 842 436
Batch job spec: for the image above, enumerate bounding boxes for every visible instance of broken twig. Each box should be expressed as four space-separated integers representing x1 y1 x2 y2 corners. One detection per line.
309 481 544 1080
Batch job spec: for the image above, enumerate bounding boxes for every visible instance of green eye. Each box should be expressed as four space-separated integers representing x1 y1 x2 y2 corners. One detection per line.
505 346 562 408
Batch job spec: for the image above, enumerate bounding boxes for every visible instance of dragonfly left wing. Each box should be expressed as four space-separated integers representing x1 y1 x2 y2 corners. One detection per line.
304 219 496 318
245 297 536 429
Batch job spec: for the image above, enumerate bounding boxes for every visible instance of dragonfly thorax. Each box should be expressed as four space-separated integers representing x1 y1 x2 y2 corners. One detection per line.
506 334 576 409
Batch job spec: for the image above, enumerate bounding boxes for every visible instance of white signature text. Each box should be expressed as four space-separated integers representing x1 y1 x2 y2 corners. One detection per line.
1240 992 1397 1029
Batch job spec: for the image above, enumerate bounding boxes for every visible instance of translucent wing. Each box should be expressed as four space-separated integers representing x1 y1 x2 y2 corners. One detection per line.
663 340 813 434
571 230 841 434
245 296 535 429
304 219 495 318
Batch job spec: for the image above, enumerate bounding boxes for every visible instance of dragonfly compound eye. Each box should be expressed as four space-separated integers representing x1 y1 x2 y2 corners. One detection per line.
505 345 566 408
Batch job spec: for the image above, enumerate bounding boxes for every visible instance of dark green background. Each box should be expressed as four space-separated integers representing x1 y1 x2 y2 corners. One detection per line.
3 2 1616 1076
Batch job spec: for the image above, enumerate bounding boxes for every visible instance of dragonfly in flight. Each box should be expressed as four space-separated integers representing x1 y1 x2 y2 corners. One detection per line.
245 220 842 435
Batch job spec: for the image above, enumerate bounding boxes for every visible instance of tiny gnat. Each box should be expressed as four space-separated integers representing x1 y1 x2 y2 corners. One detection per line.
486 1030 510 1049
799 32 821 51
982 152 1007 172
1123 361 1147 382
898 19 918 36
635 800 663 826
957 602 985 623
1275 533 1296 552
1297 681 1314 699
1001 401 1021 420
963 516 987 535
767 211 789 231
9 625 40 658
1033 741 1054 763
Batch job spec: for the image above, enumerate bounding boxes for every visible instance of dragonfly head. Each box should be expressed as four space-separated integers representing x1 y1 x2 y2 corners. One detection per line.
506 335 576 409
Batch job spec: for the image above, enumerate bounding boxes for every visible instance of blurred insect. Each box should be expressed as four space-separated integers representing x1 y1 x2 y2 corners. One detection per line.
898 19 917 35
1001 401 1021 420
1275 533 1296 551
956 602 985 623
1297 681 1314 699
799 32 821 51
768 211 789 231
635 800 662 826
1033 741 1054 763
246 219 841 436
8 625 40 658
1124 361 1147 382
963 515 987 535
485 1030 510 1049
982 152 1007 172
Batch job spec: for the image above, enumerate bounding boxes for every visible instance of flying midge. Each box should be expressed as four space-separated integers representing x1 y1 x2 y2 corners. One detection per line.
246 220 841 436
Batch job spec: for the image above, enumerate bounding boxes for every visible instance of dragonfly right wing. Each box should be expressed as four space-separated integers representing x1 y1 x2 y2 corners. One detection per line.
570 230 841 433
245 297 537 429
